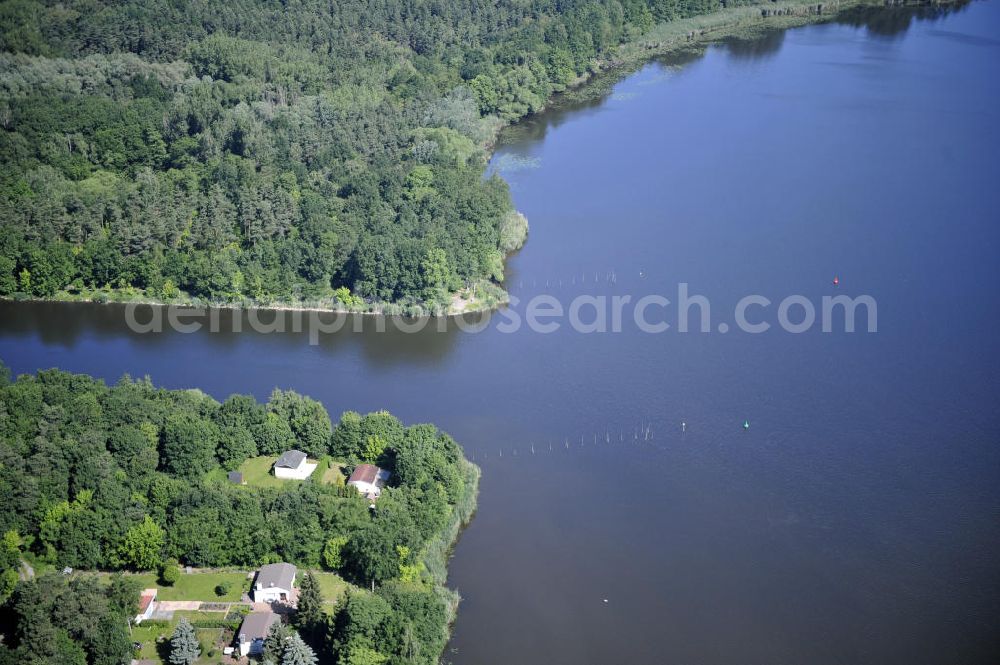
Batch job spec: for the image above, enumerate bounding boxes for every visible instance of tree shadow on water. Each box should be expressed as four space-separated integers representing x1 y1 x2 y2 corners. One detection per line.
721 28 786 61
837 0 972 39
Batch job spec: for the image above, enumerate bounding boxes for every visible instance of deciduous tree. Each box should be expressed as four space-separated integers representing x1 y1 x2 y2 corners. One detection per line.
115 515 165 570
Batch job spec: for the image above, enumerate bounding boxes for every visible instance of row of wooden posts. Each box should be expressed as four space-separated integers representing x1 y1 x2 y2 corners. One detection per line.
469 421 675 462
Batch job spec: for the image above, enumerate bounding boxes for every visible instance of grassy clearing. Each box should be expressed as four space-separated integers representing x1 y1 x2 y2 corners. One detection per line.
319 457 347 486
130 570 251 602
237 455 288 488
236 454 340 488
20 551 54 578
309 570 354 610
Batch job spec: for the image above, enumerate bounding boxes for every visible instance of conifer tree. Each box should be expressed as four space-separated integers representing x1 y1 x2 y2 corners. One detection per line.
281 633 318 665
295 571 325 646
169 617 200 665
263 621 291 664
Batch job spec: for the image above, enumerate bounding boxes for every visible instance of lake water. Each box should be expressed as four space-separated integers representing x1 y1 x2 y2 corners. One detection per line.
3 3 1000 663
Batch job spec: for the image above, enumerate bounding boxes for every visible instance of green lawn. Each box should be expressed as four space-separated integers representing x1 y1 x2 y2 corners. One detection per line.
234 454 344 488
319 458 347 486
132 567 350 606
237 455 289 488
309 570 354 610
131 570 251 602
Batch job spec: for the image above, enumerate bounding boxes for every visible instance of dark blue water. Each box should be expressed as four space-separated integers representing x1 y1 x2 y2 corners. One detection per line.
2 3 999 663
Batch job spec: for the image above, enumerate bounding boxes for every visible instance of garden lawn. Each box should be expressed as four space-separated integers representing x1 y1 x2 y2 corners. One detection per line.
319 457 347 485
237 454 341 487
133 614 225 664
237 455 289 488
131 570 250 602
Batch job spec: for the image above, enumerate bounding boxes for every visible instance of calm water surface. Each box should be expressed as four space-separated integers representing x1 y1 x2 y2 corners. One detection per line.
3 4 1000 663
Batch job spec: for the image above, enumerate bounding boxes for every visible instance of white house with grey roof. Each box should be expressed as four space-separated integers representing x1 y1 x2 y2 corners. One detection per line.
236 610 280 656
272 449 317 479
253 562 297 604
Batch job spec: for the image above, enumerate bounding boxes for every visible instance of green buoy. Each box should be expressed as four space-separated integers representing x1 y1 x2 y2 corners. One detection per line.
743 419 750 430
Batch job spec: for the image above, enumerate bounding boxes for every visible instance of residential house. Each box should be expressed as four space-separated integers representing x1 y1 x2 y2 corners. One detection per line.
134 588 157 624
347 464 390 500
236 611 280 657
253 562 297 603
273 450 317 479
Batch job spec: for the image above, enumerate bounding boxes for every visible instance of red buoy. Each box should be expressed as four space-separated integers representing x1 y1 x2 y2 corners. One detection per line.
833 276 840 286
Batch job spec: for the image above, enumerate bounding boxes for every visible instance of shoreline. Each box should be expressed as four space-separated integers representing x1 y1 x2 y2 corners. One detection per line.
426 459 481 639
0 278 509 319
2 0 954 319
484 0 951 148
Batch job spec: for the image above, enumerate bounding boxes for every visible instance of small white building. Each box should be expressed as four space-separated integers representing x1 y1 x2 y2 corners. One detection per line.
347 464 391 500
134 588 157 624
273 450 317 480
236 610 280 657
253 562 297 604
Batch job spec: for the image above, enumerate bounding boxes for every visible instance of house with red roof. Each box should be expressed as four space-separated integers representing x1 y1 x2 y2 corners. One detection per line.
347 464 390 500
134 588 157 624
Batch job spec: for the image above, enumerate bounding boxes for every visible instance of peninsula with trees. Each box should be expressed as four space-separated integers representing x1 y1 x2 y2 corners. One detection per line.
0 0 905 315
0 361 479 664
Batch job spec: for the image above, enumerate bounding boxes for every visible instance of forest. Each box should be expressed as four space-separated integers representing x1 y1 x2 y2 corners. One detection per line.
0 361 479 664
0 0 747 310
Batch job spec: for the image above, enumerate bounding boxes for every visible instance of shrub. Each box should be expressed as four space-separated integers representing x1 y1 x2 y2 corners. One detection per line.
499 210 529 253
159 558 180 585
214 582 230 597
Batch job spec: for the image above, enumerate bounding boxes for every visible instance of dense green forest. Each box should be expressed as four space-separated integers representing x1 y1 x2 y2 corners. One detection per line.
0 0 747 310
0 361 479 664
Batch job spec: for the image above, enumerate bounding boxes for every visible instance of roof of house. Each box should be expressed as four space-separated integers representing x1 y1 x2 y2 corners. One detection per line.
274 450 307 469
348 464 389 486
256 562 296 591
238 611 280 643
138 589 157 613
228 471 243 483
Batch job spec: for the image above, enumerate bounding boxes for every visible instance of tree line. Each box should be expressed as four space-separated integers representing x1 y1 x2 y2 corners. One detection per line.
0 0 754 308
0 361 478 664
